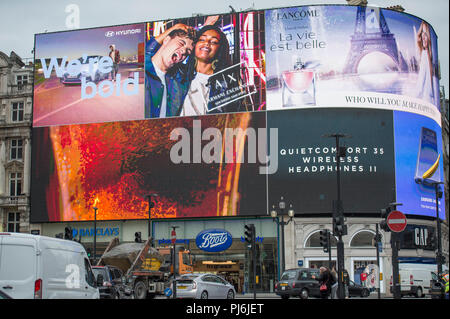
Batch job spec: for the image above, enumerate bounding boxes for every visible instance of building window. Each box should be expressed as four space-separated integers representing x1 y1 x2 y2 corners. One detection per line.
9 172 22 196
305 231 338 247
12 102 24 122
10 139 23 160
350 231 376 247
16 75 28 90
7 212 20 232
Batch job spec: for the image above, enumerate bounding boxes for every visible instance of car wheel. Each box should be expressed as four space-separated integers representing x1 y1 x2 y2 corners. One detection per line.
200 291 208 299
134 281 147 299
226 290 235 299
415 287 423 298
361 289 369 298
300 289 309 299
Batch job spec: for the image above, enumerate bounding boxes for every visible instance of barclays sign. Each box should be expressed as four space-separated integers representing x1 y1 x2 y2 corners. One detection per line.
196 229 233 252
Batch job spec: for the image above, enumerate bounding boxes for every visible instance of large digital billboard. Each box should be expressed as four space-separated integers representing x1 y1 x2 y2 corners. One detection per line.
31 5 444 222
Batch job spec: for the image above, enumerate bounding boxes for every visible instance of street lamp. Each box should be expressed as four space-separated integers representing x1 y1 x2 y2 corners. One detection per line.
146 194 158 246
426 181 444 280
323 133 351 299
93 206 98 265
271 197 295 275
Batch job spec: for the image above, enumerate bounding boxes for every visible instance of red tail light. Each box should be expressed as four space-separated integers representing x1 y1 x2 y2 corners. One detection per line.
275 282 278 289
410 275 414 285
293 282 296 288
390 276 392 286
34 279 42 299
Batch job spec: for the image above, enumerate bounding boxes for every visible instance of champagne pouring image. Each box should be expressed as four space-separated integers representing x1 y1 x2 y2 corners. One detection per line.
281 56 320 107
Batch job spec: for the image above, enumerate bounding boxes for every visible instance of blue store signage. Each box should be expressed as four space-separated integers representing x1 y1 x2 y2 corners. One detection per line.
196 229 233 252
72 227 119 238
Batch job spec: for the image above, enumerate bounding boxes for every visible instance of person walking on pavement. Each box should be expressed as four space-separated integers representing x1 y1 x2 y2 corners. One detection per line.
343 269 350 299
330 266 338 299
312 266 334 299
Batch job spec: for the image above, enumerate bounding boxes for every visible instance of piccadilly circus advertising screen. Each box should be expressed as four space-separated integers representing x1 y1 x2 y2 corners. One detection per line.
30 5 445 223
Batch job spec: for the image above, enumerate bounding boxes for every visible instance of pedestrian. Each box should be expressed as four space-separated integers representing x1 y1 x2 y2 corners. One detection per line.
330 266 338 299
312 266 333 299
360 268 368 288
343 269 350 299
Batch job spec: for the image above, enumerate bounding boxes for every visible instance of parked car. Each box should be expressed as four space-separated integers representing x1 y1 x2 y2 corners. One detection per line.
92 265 126 299
60 56 110 85
348 280 370 298
0 233 100 299
172 273 236 299
275 268 321 299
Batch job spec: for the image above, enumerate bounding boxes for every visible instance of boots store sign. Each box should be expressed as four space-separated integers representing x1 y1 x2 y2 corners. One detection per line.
196 229 233 252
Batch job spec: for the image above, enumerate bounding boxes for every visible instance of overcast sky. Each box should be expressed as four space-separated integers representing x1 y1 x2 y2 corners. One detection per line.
1 0 448 94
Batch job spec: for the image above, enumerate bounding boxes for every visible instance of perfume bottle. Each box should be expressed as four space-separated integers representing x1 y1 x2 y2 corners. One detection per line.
281 56 316 107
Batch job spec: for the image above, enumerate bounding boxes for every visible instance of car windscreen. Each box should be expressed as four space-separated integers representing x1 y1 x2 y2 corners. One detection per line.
280 270 297 281
92 268 108 281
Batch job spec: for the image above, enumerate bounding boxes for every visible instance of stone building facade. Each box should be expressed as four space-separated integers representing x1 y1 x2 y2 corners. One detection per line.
0 51 33 233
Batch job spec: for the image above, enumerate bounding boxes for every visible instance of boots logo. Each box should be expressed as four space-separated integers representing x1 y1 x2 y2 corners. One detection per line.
196 229 232 252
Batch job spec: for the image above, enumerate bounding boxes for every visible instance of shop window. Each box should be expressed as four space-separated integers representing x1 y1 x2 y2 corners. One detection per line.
350 231 376 247
305 231 338 247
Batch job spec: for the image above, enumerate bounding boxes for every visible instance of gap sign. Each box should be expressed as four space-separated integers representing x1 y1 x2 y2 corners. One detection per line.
387 211 407 232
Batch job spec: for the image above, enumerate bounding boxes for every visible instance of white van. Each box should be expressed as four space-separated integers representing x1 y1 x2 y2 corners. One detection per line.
397 263 445 298
0 232 100 299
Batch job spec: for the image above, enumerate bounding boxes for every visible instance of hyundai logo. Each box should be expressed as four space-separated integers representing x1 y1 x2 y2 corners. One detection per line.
105 31 115 37
196 229 232 252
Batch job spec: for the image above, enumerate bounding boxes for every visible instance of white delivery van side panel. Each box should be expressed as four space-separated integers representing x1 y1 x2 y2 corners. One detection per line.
40 237 98 299
41 239 84 299
0 235 38 299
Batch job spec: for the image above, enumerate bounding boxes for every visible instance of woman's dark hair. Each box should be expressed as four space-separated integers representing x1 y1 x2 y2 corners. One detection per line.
183 25 232 82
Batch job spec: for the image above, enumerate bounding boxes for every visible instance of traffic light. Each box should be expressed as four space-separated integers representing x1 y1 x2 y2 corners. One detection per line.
64 226 73 240
134 231 142 243
380 207 391 232
86 248 92 258
244 224 255 248
332 200 347 236
332 214 347 236
319 229 330 253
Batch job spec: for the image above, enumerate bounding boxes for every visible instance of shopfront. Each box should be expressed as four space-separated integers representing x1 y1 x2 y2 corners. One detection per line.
153 217 278 293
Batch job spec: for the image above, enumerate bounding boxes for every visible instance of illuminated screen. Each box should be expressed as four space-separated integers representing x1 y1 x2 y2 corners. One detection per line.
31 5 444 222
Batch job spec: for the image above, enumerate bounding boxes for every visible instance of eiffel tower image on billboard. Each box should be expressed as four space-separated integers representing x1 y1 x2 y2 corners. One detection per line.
343 6 408 74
